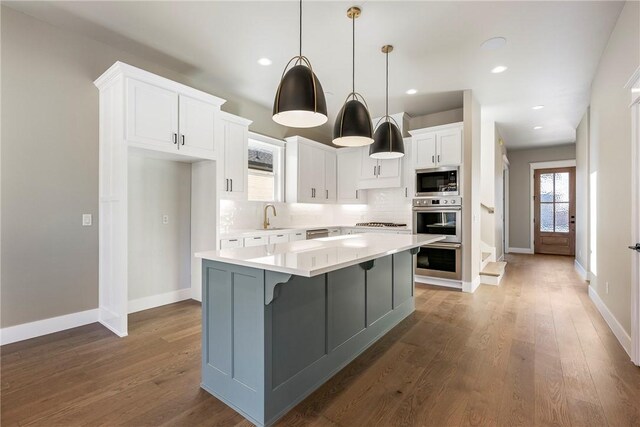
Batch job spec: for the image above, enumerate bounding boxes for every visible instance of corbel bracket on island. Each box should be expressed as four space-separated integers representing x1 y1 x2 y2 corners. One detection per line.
265 271 293 305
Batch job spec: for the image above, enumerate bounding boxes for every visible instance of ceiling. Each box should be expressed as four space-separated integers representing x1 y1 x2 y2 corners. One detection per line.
6 1 624 149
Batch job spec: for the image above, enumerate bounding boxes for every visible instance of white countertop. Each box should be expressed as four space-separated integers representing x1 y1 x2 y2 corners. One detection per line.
196 233 445 277
219 225 411 239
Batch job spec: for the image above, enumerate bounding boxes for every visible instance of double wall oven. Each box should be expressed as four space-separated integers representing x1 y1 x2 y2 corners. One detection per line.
413 196 462 280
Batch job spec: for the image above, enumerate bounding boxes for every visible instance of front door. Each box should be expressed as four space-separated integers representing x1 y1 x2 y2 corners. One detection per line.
534 167 576 255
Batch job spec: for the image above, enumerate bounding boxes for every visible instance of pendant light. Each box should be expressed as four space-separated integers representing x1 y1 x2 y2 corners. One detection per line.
332 6 373 147
369 45 405 159
272 0 327 128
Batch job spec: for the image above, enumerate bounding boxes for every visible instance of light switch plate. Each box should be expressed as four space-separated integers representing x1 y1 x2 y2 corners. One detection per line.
82 214 92 226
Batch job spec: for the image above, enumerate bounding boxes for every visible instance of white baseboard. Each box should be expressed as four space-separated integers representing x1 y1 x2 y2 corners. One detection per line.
462 276 481 293
0 309 99 346
588 286 631 357
508 247 534 254
574 260 588 281
415 275 463 290
128 288 192 314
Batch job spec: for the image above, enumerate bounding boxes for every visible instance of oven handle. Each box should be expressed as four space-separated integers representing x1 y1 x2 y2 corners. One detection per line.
422 243 462 249
412 206 461 212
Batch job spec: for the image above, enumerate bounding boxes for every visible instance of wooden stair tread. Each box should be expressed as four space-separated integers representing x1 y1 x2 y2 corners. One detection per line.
480 261 507 277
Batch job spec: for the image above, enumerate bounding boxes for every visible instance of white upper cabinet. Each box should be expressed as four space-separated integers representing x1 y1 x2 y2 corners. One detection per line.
436 127 463 166
219 112 252 200
285 136 335 204
337 148 367 204
413 132 437 168
178 94 216 158
126 79 178 148
324 150 337 202
357 146 403 190
410 122 463 169
116 62 225 161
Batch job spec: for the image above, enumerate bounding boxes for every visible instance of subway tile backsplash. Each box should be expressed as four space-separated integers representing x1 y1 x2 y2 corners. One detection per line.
220 188 411 232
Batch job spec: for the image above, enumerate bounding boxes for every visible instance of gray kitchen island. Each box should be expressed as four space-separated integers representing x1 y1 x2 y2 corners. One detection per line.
195 233 445 426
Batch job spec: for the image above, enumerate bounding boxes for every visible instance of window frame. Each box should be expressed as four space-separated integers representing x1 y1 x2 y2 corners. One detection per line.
247 132 285 203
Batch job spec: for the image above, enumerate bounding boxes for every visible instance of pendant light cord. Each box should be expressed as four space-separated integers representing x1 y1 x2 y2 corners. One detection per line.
385 49 389 118
352 13 355 95
299 0 303 58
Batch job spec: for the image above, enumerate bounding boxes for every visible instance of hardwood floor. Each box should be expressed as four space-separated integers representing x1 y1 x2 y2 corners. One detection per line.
2 254 639 426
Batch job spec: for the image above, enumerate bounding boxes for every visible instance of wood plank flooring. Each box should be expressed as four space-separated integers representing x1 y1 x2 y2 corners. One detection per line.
2 254 639 426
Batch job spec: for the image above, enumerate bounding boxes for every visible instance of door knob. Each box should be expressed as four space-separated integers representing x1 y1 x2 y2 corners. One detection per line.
629 243 640 252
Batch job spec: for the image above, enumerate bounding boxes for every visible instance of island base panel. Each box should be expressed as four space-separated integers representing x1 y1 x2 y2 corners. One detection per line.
201 250 415 427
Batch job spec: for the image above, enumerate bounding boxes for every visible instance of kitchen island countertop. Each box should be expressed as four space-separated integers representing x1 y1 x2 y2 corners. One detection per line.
196 233 445 277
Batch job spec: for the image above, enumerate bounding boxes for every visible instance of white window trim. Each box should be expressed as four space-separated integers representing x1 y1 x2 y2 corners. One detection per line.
528 159 576 253
248 132 285 202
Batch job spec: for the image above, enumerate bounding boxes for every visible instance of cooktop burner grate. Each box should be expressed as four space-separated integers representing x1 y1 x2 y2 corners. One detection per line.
355 222 407 228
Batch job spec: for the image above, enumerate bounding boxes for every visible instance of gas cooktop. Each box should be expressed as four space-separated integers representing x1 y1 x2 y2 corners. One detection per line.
355 222 407 228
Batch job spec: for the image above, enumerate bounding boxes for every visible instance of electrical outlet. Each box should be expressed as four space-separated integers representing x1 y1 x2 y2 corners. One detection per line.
162 215 169 225
82 214 92 226
605 282 609 294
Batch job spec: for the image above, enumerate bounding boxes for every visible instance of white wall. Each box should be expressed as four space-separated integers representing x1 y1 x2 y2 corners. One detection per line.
127 156 191 301
575 110 590 272
587 0 639 336
480 116 496 249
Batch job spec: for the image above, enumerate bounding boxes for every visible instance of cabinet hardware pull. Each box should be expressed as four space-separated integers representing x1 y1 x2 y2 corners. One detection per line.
432 155 435 163
356 190 358 199
373 166 376 176
173 133 178 144
326 189 328 199
438 155 441 162
225 179 229 191
230 179 233 192
253 237 261 239
181 135 185 145
229 239 237 242
378 165 381 175
405 187 408 197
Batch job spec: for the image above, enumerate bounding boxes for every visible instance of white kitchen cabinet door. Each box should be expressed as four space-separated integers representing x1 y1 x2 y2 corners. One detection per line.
436 127 463 166
402 139 414 199
337 148 367 203
268 233 289 244
297 143 316 202
413 132 437 169
289 231 306 241
178 94 216 159
220 238 243 249
221 118 248 199
126 78 178 148
324 151 337 202
244 236 266 247
359 147 379 180
377 158 401 179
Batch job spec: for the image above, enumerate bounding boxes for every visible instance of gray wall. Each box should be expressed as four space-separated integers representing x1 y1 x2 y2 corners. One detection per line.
587 0 638 335
410 108 463 130
575 110 589 271
0 6 323 328
508 144 576 249
128 156 191 301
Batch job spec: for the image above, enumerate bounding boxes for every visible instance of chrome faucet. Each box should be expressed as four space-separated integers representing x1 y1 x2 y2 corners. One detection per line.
263 204 277 229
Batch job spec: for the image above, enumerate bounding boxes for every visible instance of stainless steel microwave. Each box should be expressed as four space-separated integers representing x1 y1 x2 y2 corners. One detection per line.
415 167 459 197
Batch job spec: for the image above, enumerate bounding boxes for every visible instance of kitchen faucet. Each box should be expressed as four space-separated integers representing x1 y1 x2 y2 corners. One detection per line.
263 204 277 229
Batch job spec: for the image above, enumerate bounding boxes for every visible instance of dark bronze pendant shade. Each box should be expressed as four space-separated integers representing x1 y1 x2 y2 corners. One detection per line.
333 6 373 147
272 0 327 128
370 45 405 159
370 120 404 159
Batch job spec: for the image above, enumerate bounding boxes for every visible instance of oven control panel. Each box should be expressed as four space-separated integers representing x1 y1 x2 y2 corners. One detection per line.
413 197 461 207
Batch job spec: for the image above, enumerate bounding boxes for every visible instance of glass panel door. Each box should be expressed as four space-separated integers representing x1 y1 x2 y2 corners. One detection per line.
539 171 570 233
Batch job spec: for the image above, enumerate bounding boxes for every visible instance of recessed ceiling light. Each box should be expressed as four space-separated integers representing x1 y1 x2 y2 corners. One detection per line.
481 37 507 50
257 57 272 66
532 105 545 110
534 126 543 130
491 65 508 74
406 89 417 95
